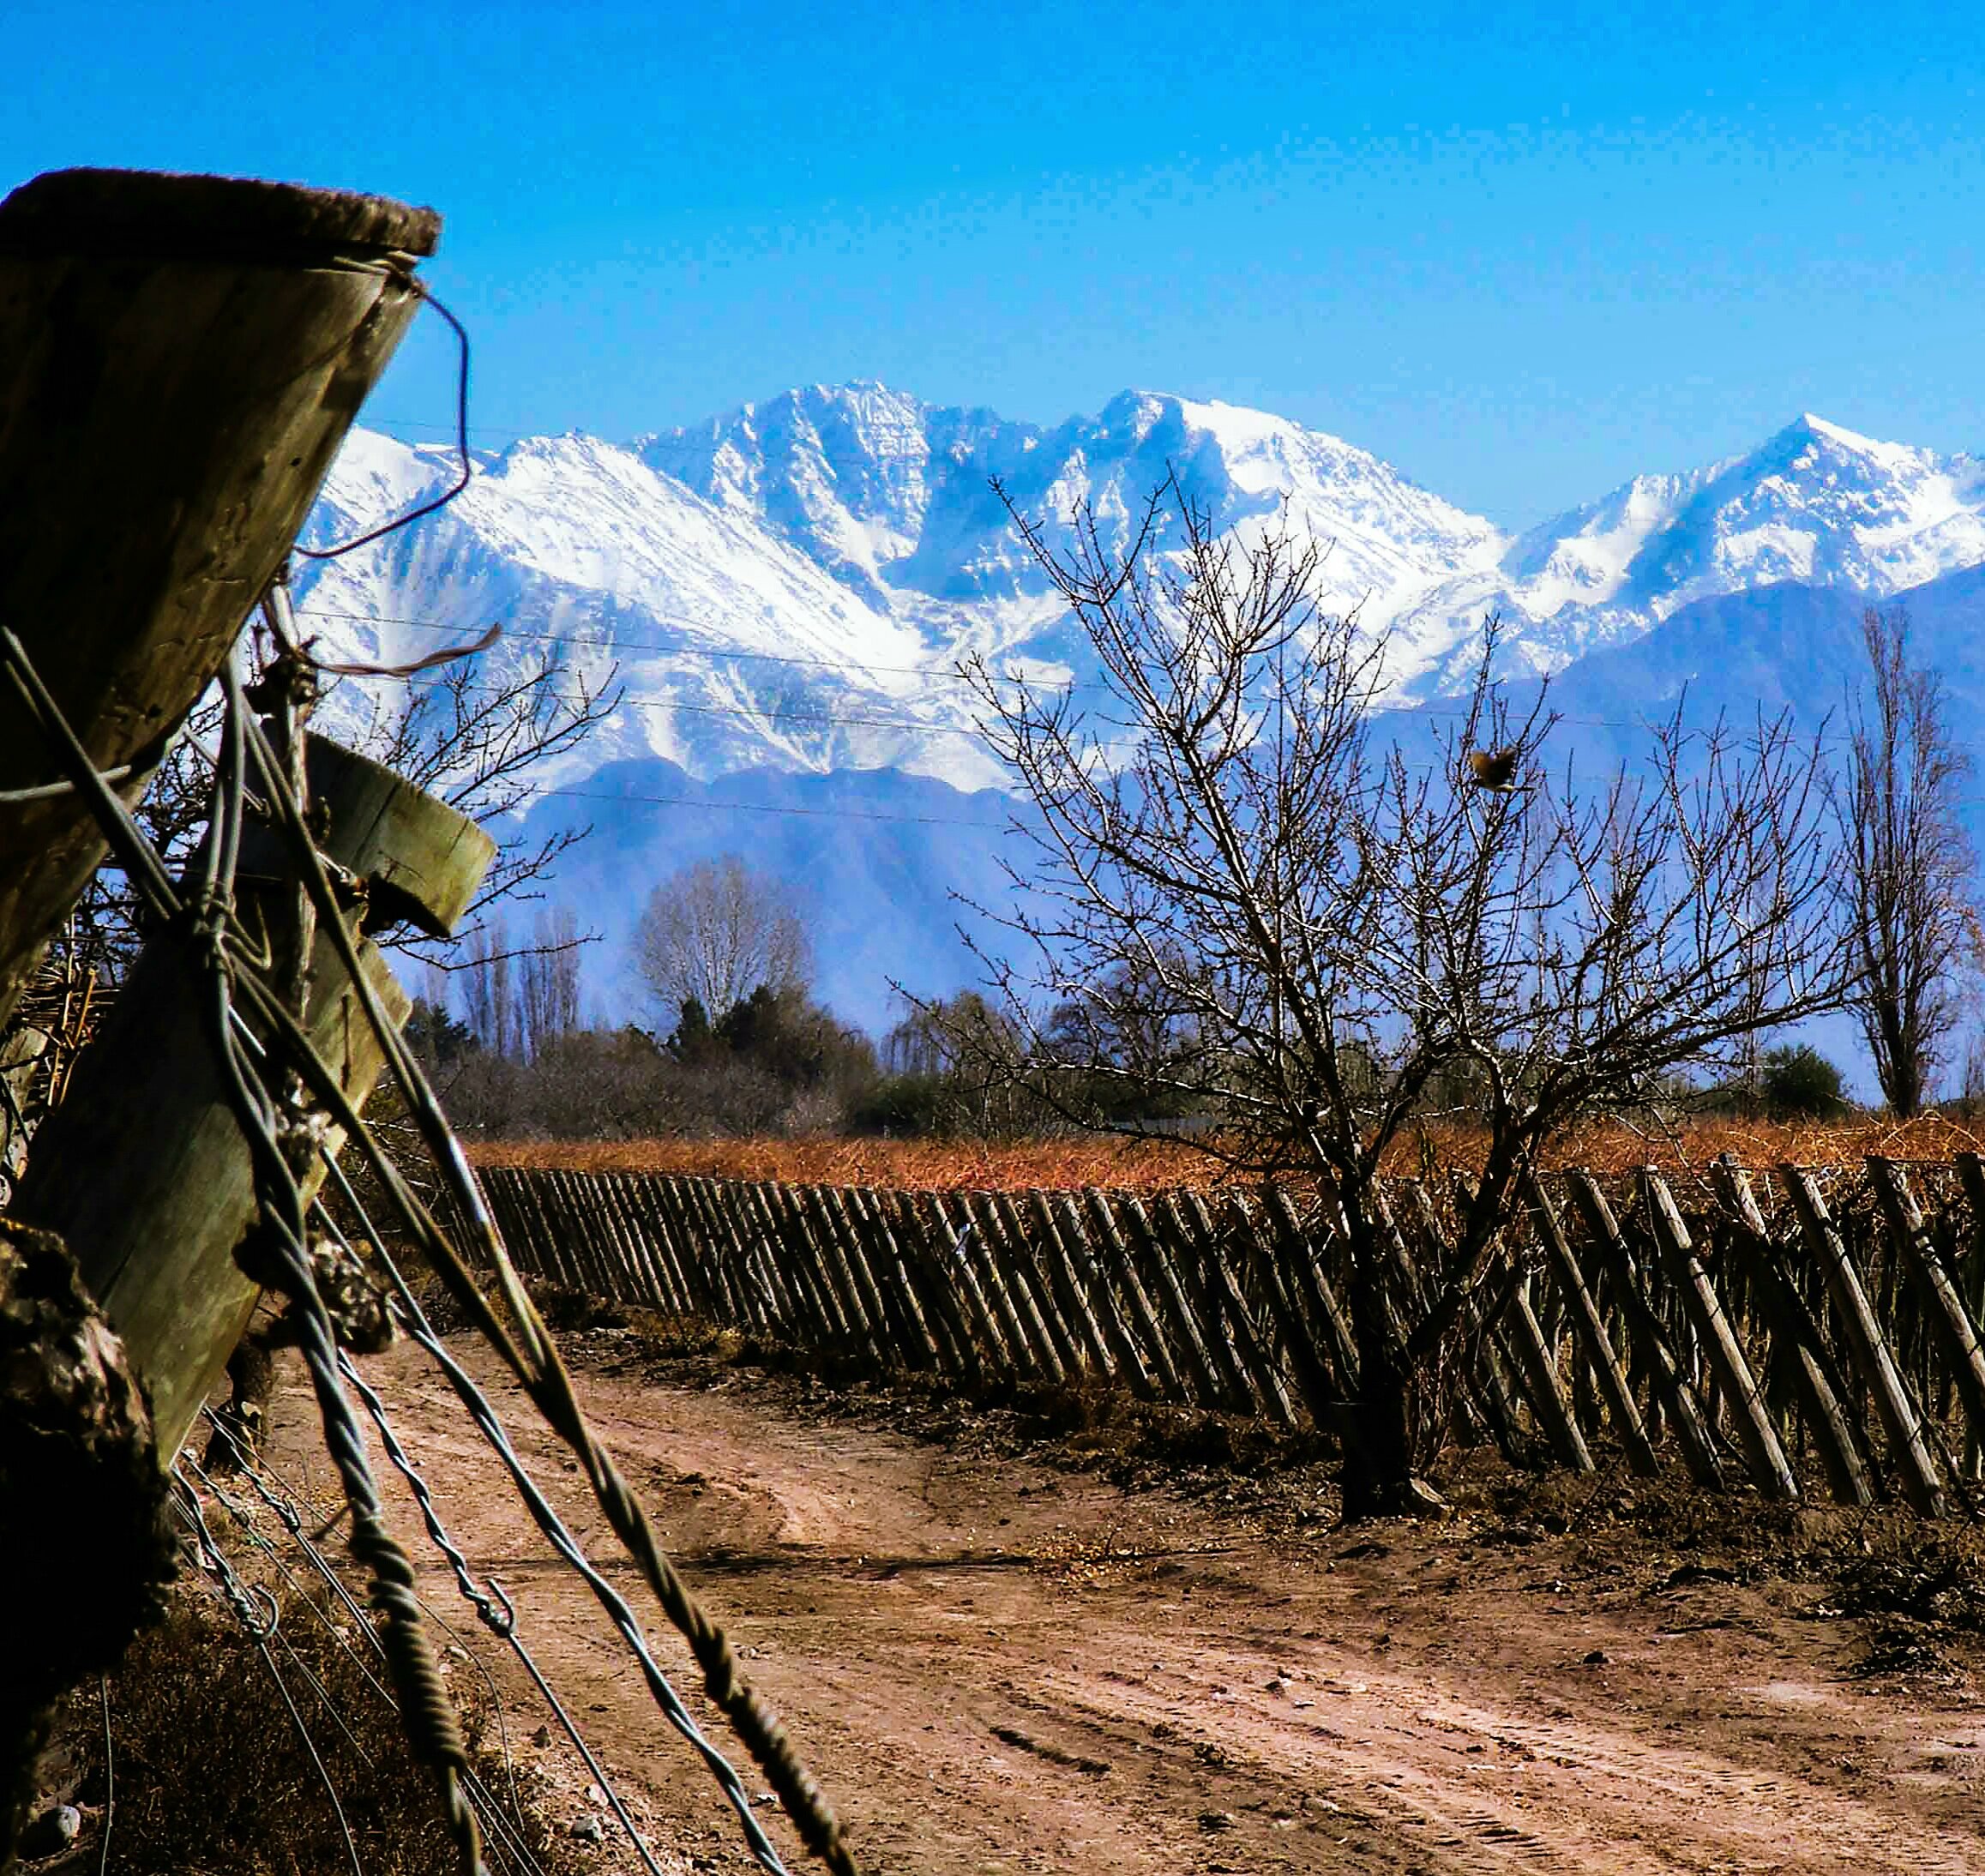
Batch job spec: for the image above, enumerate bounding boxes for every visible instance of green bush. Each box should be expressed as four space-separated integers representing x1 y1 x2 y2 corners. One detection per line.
1759 1043 1849 1119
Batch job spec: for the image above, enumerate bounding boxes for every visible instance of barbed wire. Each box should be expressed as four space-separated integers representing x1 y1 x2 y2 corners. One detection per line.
184 1428 554 1876
332 1338 679 1876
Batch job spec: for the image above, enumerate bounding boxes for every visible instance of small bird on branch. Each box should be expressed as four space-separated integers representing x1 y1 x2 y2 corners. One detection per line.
1464 747 1521 792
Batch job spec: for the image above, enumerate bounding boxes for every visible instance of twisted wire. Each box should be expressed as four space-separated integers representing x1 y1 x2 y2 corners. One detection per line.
231 699 857 1873
193 1414 543 1875
2 618 852 1873
94 1676 111 1876
0 629 486 1876
175 1481 368 1876
334 1339 677 1876
319 1176 783 1873
186 1439 547 1876
196 664 484 1874
292 280 474 562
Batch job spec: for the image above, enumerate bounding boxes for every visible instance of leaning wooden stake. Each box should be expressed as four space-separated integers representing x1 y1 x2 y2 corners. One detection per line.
1176 1192 1299 1426
1780 1164 1945 1518
1641 1170 1799 1500
1524 1175 1658 1476
1564 1171 1726 1490
1866 1155 1985 1460
14 738 490 1462
1711 1159 1872 1507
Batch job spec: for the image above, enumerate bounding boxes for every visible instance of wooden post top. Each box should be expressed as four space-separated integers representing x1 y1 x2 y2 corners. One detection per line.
0 167 440 260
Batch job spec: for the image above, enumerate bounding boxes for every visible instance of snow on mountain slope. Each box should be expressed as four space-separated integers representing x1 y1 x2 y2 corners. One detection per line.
295 388 1985 791
293 424 1014 790
286 392 1985 1043
1400 414 1985 694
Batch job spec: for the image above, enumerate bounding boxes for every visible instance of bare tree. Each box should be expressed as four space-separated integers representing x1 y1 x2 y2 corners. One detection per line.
1839 604 1981 1116
963 474 1852 1515
634 855 812 1025
344 642 621 968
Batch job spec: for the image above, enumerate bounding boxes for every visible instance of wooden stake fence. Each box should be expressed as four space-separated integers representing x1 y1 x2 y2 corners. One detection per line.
459 1155 1985 1518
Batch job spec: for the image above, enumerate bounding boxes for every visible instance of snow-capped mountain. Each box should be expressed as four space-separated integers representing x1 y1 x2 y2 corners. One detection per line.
294 389 1985 797
286 387 1985 1037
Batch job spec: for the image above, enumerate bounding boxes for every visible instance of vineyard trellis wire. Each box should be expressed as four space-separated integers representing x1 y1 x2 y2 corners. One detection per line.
0 618 858 1876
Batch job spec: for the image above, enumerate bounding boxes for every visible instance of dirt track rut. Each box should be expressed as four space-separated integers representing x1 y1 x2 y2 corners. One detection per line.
272 1336 1985 1874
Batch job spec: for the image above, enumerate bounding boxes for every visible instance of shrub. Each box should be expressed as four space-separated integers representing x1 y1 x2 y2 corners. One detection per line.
1759 1043 1849 1119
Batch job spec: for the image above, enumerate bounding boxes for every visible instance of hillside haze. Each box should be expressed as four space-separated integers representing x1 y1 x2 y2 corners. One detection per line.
292 388 1985 1036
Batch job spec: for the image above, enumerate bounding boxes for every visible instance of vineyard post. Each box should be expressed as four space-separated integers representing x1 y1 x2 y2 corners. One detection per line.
1116 1194 1232 1410
1711 1159 1872 1506
1780 1165 1946 1517
1566 1173 1727 1491
1866 1156 1985 1453
973 1192 1075 1384
1085 1192 1188 1403
1050 1194 1157 1400
1523 1176 1659 1476
16 736 491 1462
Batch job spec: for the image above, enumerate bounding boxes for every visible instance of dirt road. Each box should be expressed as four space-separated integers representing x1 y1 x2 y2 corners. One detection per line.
270 1332 1985 1876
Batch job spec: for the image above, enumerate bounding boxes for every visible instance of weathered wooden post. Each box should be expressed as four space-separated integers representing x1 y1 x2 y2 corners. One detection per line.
1524 1175 1658 1476
1642 1170 1798 1500
1711 1158 1871 1506
13 737 492 1461
0 169 442 1855
0 169 439 1021
3 736 486 1864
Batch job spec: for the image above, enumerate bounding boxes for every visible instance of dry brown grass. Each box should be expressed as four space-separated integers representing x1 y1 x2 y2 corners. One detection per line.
465 1113 1985 1190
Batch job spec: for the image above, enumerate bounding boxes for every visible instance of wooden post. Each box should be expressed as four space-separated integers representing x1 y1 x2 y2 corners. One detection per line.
1399 1182 1529 1461
1050 1194 1158 1398
1262 1188 1362 1392
840 1188 941 1368
1152 1194 1260 1413
755 1186 839 1344
1565 1171 1726 1490
1177 1193 1299 1427
920 1193 1015 1374
1085 1192 1188 1402
1524 1175 1658 1476
1224 1193 1339 1429
975 1193 1076 1384
784 1185 867 1342
0 170 439 1022
624 1176 697 1315
1711 1159 1872 1506
1866 1156 1985 1458
939 1193 1033 1378
1780 1165 1945 1518
887 1191 983 1381
1110 1194 1226 1409
1641 1170 1798 1500
809 1187 900 1367
13 737 490 1464
1021 1190 1111 1378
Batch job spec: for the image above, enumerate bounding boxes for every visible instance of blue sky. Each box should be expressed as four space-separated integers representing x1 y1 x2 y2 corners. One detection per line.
8 1 1984 526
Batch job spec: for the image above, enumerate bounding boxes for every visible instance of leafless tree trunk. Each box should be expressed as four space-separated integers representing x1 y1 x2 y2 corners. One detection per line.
634 855 812 1025
1840 604 1980 1117
961 472 1852 1515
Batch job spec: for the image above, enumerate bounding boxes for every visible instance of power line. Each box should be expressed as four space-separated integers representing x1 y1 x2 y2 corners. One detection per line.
357 668 997 740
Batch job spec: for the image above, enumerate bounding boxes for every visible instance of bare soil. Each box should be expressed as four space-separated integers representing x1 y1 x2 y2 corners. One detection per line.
263 1326 1985 1876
